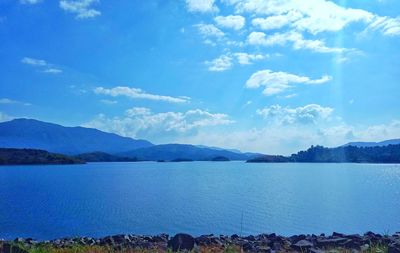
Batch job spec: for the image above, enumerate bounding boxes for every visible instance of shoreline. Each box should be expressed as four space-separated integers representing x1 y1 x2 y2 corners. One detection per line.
1 232 399 252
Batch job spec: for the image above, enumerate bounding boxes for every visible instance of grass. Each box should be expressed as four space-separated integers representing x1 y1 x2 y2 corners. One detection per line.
1 242 389 253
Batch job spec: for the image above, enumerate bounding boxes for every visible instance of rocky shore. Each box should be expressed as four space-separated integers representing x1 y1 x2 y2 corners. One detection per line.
1 232 400 253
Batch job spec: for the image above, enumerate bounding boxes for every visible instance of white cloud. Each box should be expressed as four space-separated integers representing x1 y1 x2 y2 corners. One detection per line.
0 112 12 122
94 86 190 103
195 23 225 38
225 0 400 37
84 108 234 140
252 11 302 30
0 98 31 106
21 57 47 66
247 31 348 54
100 99 117 105
234 52 267 65
20 0 42 4
43 68 63 74
257 104 334 125
205 55 233 72
246 69 331 96
230 0 373 34
59 0 101 19
365 16 400 36
185 0 218 13
215 15 245 30
21 57 63 74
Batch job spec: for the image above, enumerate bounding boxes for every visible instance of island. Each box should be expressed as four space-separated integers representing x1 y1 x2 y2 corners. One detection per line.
247 144 400 163
0 148 84 165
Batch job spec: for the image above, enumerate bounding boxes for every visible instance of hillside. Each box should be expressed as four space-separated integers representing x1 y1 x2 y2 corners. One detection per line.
0 119 153 155
119 144 255 161
0 148 84 165
342 138 400 147
74 152 139 162
247 144 400 163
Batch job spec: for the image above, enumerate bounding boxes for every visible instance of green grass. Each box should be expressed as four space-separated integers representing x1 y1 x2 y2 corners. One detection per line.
1 242 389 253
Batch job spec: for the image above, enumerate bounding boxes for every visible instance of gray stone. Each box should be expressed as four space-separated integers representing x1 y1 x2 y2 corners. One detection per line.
389 243 400 253
292 239 314 251
310 248 325 253
167 233 195 252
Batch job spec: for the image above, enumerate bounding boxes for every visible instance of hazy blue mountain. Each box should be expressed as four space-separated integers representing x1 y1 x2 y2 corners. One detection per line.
0 119 153 154
342 139 400 147
119 144 256 161
195 145 264 158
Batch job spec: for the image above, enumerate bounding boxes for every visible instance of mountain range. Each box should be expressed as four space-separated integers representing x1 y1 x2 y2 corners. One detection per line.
0 119 260 161
342 139 400 147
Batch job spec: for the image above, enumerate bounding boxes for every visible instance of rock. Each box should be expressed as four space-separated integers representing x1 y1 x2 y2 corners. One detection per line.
310 248 324 253
231 234 239 240
242 242 254 252
1 243 29 253
245 235 256 241
360 244 370 251
389 243 400 253
340 238 361 248
332 232 345 237
255 245 271 253
316 237 348 248
270 242 282 251
290 234 306 243
13 238 25 243
167 233 195 252
292 239 314 251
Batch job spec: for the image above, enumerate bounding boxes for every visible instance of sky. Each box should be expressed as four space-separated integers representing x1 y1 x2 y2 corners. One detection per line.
0 0 399 155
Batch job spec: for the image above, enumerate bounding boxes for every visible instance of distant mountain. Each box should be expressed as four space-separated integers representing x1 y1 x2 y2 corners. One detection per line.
0 119 153 155
74 152 139 162
247 144 400 163
195 145 264 158
119 144 255 161
342 139 400 147
0 148 84 165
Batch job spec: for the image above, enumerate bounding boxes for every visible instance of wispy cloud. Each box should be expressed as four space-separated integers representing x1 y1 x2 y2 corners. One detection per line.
364 16 400 36
195 23 225 38
247 31 349 54
21 57 63 74
100 99 117 105
94 86 190 103
257 104 334 125
226 0 399 37
214 15 245 30
185 0 218 13
0 98 31 106
84 107 234 140
59 0 101 19
21 57 47 66
43 68 63 74
205 55 233 72
20 0 42 4
246 69 331 96
0 112 12 123
234 52 268 65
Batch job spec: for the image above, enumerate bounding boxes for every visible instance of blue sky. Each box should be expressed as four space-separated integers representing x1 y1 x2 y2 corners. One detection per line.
0 0 399 154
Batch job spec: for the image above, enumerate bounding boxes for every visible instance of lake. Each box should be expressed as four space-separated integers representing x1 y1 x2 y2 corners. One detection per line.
0 162 399 240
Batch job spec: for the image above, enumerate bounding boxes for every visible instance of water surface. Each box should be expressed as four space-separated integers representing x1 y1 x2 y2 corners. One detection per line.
0 162 399 239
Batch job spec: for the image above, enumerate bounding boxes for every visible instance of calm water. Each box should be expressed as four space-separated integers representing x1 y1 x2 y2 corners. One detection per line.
0 162 399 240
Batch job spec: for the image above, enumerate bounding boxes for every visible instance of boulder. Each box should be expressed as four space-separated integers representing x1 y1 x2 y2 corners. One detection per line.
389 243 400 253
1 243 29 253
292 239 314 251
167 233 195 252
316 237 348 248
